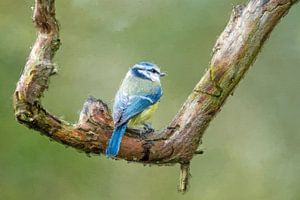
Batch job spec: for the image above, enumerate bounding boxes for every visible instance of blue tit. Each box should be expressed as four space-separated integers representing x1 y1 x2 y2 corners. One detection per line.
105 61 166 157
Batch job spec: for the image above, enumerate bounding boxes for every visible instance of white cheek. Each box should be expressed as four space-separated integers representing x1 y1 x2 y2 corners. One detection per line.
150 74 160 82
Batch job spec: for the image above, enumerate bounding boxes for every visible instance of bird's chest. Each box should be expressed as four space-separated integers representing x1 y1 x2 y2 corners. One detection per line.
127 102 159 128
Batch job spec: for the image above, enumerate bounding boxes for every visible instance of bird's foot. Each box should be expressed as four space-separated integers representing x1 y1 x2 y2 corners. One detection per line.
126 128 144 138
143 123 155 134
126 124 155 139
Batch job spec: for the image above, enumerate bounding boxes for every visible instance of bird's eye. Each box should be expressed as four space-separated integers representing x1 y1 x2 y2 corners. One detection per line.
150 69 156 73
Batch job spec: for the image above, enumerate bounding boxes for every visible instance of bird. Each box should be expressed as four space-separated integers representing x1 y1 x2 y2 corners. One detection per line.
105 61 166 157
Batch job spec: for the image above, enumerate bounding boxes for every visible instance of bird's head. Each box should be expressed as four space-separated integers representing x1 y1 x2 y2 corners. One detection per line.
130 61 166 82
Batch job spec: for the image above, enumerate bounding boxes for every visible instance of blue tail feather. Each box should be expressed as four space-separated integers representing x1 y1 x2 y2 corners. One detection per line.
105 123 127 157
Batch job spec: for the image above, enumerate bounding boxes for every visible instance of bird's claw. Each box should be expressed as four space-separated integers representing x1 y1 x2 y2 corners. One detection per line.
126 124 155 139
143 123 155 134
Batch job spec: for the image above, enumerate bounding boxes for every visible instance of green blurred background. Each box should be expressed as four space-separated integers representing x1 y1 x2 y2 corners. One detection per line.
1 0 299 199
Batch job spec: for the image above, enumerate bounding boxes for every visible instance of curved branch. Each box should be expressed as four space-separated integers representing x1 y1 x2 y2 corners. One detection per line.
14 0 298 165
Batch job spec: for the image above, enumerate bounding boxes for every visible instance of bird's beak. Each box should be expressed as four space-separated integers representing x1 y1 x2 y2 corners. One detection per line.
160 72 167 77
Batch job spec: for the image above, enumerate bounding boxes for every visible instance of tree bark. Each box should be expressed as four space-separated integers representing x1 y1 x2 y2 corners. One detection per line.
13 0 298 192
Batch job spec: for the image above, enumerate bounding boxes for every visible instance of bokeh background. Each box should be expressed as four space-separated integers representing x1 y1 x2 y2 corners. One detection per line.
1 0 299 199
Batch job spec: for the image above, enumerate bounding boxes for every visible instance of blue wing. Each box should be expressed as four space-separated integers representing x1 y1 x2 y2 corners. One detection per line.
113 87 162 127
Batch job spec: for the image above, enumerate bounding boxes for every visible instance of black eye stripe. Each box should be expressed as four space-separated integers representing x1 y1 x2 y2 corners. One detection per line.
148 69 158 73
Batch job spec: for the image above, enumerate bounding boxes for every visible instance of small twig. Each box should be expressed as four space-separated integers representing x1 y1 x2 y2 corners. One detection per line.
178 162 191 193
194 149 204 155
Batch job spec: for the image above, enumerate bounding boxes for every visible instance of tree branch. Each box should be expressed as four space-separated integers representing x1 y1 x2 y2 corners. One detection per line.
13 0 298 192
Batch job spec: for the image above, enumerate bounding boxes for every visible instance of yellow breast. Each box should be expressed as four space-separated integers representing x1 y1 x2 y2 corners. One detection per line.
128 102 159 128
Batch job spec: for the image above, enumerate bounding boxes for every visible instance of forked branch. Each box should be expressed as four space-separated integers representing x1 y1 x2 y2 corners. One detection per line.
13 0 298 193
